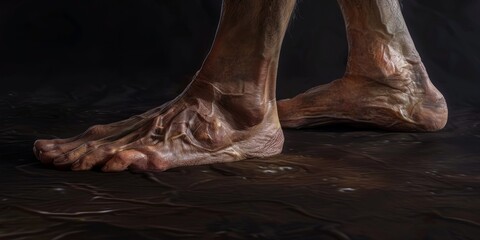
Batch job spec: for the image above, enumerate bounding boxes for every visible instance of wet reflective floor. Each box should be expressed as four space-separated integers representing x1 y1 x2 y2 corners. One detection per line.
1 87 480 239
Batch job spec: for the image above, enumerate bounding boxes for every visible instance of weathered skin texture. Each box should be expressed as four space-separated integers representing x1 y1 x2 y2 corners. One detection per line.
33 0 296 172
34 0 449 172
34 82 283 171
278 0 448 131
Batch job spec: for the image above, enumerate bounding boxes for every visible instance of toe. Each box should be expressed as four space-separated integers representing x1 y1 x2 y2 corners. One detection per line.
34 138 77 152
71 145 117 171
34 138 85 162
34 139 65 160
54 140 91 156
102 149 148 172
34 139 57 154
52 142 95 168
37 150 64 164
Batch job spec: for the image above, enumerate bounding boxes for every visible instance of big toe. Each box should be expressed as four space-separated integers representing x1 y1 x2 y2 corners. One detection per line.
33 139 56 156
102 149 168 172
34 139 64 164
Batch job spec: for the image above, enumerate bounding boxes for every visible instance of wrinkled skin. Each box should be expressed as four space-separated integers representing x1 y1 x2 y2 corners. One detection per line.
278 0 448 131
34 81 283 172
34 0 448 172
34 0 295 172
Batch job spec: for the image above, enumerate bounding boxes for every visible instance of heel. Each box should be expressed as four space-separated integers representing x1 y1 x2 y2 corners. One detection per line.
244 127 284 158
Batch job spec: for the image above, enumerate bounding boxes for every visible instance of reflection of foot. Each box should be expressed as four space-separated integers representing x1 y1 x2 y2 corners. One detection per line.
34 80 283 172
278 62 448 132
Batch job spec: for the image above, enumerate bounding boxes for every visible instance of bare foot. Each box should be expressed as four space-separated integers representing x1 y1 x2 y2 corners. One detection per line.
278 0 448 132
33 0 296 172
277 63 448 131
34 80 283 172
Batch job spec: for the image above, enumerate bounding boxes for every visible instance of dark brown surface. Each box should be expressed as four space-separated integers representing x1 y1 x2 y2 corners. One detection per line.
1 87 480 240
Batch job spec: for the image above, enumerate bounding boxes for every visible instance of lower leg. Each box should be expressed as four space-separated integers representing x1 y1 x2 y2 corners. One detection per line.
34 0 296 172
278 0 447 131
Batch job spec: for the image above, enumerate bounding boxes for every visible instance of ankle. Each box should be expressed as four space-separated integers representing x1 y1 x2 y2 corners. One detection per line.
198 54 277 96
346 36 422 80
186 77 274 129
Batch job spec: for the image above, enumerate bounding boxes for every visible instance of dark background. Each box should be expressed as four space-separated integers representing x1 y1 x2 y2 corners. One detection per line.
1 1 480 239
1 0 479 107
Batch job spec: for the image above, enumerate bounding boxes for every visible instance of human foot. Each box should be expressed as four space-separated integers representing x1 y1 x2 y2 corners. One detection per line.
33 0 296 172
277 63 448 131
277 0 448 132
34 80 283 172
